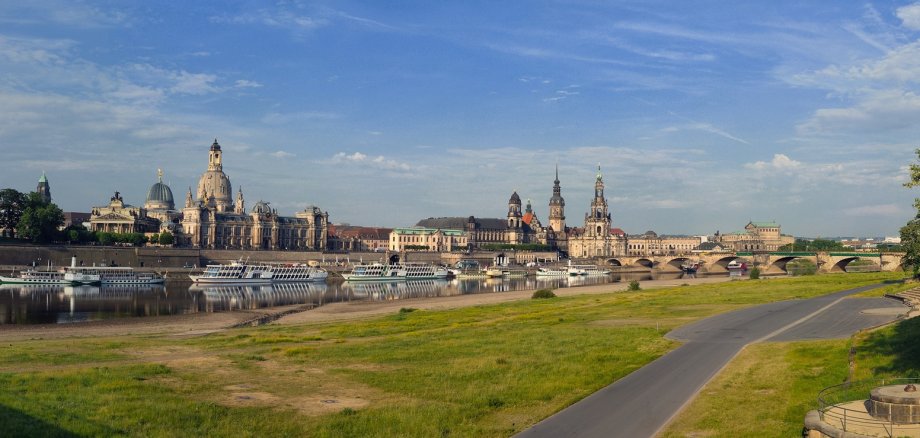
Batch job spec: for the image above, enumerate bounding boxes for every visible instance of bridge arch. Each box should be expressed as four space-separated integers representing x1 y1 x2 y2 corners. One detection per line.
710 256 742 273
768 256 800 274
833 257 881 273
664 257 690 272
633 258 654 269
606 258 623 267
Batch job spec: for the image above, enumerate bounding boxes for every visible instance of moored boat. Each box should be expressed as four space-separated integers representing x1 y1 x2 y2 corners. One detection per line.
267 263 328 282
343 263 448 281
535 267 567 277
66 266 164 285
189 260 273 284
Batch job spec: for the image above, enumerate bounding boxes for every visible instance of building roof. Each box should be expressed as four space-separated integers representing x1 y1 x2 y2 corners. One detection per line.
696 241 727 251
748 221 780 228
522 212 534 225
610 227 626 236
394 227 465 236
334 226 393 240
417 217 509 230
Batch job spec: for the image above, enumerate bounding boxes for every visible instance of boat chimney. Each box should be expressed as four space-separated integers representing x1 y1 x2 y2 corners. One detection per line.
71 255 77 268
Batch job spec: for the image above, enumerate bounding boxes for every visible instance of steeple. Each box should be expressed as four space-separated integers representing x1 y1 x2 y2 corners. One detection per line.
586 164 610 237
36 171 51 204
235 186 245 214
549 165 566 234
185 187 193 208
208 139 223 171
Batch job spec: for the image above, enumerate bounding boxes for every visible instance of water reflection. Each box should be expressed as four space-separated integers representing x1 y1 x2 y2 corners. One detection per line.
0 271 687 325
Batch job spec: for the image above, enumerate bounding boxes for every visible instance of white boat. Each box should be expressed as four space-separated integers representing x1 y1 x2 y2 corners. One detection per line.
485 267 505 278
566 262 611 276
189 260 273 284
503 269 528 278
535 267 567 277
343 263 448 281
267 263 328 282
67 266 164 285
0 257 100 285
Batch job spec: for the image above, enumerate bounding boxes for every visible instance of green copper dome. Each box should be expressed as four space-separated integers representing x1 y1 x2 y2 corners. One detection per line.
145 169 174 210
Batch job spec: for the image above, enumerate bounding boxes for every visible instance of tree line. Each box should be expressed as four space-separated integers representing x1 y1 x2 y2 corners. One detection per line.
0 188 172 246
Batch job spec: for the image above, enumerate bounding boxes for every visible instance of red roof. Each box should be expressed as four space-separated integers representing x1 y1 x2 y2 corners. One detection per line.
610 228 626 236
522 212 534 225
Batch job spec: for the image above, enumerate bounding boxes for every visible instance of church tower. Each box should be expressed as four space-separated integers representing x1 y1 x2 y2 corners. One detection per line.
36 172 51 204
548 165 566 234
234 187 245 214
507 191 522 229
208 138 223 171
584 165 610 238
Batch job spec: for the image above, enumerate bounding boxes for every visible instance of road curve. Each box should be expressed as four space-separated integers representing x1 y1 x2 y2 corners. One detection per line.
516 284 908 438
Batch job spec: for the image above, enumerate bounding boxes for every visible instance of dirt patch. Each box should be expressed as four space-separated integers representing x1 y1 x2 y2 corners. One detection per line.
294 394 370 415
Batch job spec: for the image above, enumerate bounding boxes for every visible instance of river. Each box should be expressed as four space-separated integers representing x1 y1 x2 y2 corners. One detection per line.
0 272 695 325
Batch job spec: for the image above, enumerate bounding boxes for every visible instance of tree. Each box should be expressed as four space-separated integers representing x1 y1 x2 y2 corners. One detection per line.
158 231 174 246
16 192 64 243
0 188 27 238
902 148 920 277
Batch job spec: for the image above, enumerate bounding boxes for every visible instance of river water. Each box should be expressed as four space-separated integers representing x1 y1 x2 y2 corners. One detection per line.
0 272 691 325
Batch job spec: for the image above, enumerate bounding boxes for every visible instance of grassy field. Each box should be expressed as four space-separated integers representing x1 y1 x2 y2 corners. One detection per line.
0 272 910 437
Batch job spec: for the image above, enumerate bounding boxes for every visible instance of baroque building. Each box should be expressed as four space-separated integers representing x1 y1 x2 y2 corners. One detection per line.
713 221 795 251
179 140 329 250
90 191 159 234
567 166 627 258
144 169 182 232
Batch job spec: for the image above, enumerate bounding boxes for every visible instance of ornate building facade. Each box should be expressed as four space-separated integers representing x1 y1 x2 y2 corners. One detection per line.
179 140 329 250
713 221 795 251
90 191 159 234
389 227 468 252
567 166 627 258
144 169 182 233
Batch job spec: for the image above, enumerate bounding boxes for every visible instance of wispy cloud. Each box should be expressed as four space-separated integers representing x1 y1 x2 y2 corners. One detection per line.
331 152 413 172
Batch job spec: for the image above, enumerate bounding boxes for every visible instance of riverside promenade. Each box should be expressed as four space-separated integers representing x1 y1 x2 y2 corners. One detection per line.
516 284 908 438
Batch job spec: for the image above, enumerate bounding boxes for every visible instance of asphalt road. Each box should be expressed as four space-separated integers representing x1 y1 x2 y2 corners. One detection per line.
516 284 909 438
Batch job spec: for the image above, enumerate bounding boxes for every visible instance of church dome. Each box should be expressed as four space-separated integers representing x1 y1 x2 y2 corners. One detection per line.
145 169 175 211
509 191 521 205
252 201 271 215
197 171 232 206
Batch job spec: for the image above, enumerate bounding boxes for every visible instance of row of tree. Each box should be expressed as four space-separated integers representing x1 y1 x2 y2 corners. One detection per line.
0 187 173 246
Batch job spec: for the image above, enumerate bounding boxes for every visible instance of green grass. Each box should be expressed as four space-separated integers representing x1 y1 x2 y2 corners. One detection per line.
0 271 909 437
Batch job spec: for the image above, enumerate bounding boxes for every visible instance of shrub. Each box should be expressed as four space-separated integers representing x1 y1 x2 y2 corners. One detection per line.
628 280 641 291
749 266 761 279
532 289 556 299
399 307 417 314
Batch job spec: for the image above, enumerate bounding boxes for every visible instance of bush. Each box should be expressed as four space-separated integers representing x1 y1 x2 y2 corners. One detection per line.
749 266 761 279
532 289 556 299
628 280 641 291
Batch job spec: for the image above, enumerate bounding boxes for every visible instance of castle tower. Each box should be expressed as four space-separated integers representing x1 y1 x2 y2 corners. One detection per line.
507 191 522 229
584 165 610 238
36 171 51 204
548 165 566 234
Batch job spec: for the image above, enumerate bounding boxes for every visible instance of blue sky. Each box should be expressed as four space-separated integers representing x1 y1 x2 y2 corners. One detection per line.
1 1 918 237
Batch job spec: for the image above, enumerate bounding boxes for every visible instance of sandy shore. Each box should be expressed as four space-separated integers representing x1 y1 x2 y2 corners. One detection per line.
0 276 735 342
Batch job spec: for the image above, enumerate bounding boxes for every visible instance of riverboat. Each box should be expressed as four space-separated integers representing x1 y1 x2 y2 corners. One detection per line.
485 267 505 278
343 263 449 281
535 267 567 277
565 261 611 276
268 263 328 282
65 266 164 285
189 261 273 284
0 269 74 285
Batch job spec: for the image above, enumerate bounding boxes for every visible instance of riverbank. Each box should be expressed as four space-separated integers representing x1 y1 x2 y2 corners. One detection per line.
0 275 732 341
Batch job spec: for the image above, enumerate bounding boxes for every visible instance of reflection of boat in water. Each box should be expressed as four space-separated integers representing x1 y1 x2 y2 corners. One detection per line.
192 282 330 311
343 280 450 300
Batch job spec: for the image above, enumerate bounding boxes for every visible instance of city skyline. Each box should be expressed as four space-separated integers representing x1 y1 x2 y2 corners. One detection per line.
1 1 918 237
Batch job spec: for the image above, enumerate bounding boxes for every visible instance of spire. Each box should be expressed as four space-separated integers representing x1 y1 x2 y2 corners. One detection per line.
38 171 47 183
596 163 602 181
185 187 193 208
555 163 559 184
157 168 163 183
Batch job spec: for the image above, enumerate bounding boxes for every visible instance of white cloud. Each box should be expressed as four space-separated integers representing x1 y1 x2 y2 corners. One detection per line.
897 3 920 30
234 79 263 88
331 151 412 171
745 154 801 171
844 204 904 217
270 150 295 158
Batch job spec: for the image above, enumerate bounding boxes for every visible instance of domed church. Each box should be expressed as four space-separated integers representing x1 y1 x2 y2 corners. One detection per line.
180 139 329 250
144 168 182 231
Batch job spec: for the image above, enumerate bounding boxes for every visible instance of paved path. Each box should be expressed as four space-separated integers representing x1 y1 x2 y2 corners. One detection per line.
517 284 909 438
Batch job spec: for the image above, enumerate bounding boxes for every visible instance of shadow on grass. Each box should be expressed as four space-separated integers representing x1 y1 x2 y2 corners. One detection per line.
861 315 920 376
0 404 80 437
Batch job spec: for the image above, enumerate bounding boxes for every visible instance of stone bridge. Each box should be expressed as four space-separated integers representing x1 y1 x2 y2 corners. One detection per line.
596 251 905 274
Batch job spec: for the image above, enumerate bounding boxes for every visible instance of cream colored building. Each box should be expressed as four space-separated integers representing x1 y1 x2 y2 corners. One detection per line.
180 140 329 250
567 166 627 258
90 191 158 234
714 221 795 251
626 231 703 256
389 227 468 252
